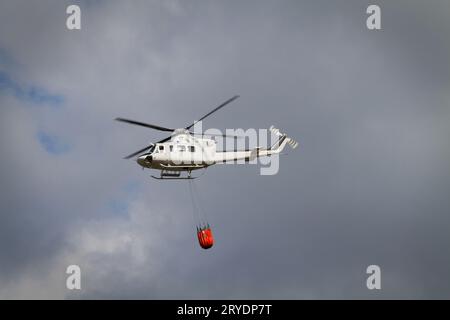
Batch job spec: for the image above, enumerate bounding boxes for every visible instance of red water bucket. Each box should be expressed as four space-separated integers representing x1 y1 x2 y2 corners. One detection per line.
197 225 214 249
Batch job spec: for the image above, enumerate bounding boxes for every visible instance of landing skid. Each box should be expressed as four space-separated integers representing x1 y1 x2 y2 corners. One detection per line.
151 169 202 180
151 175 198 180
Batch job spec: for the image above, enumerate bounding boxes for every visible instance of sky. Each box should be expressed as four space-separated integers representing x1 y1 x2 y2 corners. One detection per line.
0 0 449 299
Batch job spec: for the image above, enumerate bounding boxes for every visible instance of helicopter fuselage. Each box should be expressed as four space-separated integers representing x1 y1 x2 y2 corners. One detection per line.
137 131 217 171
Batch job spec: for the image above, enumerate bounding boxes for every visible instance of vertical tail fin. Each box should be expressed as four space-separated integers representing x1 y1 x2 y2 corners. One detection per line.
269 126 298 150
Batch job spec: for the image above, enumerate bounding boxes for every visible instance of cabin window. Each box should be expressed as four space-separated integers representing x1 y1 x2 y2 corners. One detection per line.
178 145 186 152
189 146 195 152
169 145 173 152
159 145 164 151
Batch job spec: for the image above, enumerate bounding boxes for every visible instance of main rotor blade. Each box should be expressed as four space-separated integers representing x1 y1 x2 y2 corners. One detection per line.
189 132 243 139
123 135 173 159
156 136 172 144
185 95 240 130
123 144 154 159
115 118 174 132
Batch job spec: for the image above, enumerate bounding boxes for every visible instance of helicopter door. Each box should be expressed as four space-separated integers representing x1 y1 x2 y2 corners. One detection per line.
174 144 190 164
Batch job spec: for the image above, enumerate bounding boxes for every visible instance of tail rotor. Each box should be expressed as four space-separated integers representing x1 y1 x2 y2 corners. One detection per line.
269 125 298 149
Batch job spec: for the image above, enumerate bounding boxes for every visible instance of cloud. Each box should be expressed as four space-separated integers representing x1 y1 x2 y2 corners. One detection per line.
0 48 16 67
0 70 64 106
37 131 70 155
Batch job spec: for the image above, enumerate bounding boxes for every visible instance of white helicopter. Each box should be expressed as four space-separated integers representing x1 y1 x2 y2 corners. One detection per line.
116 95 298 179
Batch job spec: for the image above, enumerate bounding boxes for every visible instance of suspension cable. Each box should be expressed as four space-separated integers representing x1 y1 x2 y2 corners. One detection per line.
188 179 209 228
188 179 200 227
192 179 208 226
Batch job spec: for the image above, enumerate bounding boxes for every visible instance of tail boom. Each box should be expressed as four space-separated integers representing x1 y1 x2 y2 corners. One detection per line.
214 126 298 163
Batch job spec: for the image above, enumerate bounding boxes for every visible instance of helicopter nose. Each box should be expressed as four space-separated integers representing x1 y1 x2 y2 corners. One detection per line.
137 155 152 166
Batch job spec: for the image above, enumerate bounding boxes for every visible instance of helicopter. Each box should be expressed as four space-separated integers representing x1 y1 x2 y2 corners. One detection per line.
115 95 298 179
